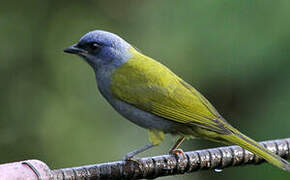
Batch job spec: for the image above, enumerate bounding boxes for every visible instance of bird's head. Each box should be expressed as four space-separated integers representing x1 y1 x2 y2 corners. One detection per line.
64 30 132 70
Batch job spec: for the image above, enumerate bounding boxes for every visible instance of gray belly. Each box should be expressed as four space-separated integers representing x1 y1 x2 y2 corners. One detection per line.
95 68 193 135
105 94 176 132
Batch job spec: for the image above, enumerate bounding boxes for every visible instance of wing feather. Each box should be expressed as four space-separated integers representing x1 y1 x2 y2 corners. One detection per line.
111 51 229 134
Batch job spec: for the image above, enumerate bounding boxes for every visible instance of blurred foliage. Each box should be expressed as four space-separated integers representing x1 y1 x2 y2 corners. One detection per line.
1 0 290 179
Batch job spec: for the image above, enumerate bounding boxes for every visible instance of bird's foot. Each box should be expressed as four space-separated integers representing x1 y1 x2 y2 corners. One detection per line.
169 148 187 167
169 148 186 160
122 152 136 161
122 153 142 169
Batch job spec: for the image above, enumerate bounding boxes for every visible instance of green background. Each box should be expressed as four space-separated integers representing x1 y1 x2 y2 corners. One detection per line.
1 1 289 179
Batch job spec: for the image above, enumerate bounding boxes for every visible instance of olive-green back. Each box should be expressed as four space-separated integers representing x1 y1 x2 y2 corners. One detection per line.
111 49 227 133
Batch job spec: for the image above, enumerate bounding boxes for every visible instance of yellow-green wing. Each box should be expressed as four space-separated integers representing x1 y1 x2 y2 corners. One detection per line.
111 50 228 133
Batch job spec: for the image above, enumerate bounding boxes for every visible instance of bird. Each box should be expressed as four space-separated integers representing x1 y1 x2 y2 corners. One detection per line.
64 30 290 171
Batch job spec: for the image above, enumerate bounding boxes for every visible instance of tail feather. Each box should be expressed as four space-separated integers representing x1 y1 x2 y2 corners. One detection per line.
222 130 290 171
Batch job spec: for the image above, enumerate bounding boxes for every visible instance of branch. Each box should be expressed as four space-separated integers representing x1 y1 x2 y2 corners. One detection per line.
0 138 288 179
51 138 290 179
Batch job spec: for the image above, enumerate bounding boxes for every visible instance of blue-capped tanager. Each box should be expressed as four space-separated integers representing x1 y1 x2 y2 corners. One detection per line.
64 30 290 171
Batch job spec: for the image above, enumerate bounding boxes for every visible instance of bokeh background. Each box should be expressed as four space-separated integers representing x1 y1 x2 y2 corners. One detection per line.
1 0 290 179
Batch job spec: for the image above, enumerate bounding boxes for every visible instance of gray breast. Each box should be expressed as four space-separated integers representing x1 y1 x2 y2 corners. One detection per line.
95 67 177 133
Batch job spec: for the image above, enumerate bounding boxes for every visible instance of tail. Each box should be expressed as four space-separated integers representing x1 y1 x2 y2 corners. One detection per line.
222 128 290 171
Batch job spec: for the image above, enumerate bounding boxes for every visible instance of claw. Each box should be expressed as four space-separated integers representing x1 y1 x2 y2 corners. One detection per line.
169 148 186 160
122 153 135 161
122 153 141 169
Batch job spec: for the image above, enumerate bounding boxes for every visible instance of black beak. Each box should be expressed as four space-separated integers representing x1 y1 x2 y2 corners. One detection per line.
64 44 86 54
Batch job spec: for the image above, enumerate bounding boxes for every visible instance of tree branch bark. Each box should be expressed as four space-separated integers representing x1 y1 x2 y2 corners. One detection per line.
52 137 290 179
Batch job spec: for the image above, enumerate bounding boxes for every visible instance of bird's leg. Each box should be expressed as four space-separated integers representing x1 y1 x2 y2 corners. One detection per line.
123 143 154 160
123 129 164 160
169 136 185 159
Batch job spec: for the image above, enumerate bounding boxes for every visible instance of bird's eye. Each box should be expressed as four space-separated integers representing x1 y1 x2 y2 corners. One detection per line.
88 42 101 52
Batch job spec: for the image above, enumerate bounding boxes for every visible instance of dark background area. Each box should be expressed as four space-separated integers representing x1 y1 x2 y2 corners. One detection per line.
1 1 290 179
